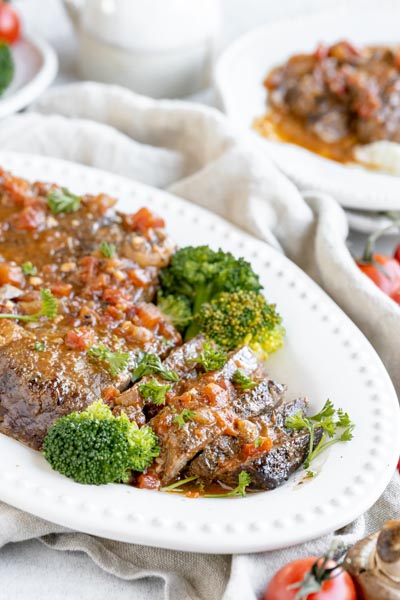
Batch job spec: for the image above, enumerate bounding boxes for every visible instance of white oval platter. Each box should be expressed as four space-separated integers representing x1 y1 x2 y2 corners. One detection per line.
215 7 400 211
0 33 58 119
0 152 398 554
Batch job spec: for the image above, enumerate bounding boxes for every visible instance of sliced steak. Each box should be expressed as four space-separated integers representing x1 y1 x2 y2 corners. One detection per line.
0 337 116 449
231 379 286 419
150 405 228 485
189 396 315 490
216 429 316 490
112 336 206 425
148 342 265 485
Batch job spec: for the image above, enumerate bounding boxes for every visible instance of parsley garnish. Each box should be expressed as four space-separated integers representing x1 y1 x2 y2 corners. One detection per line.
34 341 45 351
232 370 257 390
100 241 116 258
188 341 227 372
161 475 199 493
138 378 171 405
21 261 37 276
204 471 251 498
285 400 355 469
254 438 263 448
0 288 57 322
173 409 196 429
131 352 178 383
47 187 81 214
88 344 130 377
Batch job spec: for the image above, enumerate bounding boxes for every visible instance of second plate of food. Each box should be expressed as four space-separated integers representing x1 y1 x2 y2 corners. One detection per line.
215 7 400 211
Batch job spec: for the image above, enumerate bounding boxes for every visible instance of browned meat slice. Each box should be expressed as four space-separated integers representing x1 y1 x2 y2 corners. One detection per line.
189 397 316 490
114 340 264 430
150 405 229 485
215 430 315 490
231 379 286 419
112 336 206 425
0 337 121 449
147 342 268 485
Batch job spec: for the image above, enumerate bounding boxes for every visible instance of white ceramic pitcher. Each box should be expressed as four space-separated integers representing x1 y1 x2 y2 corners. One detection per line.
62 0 221 98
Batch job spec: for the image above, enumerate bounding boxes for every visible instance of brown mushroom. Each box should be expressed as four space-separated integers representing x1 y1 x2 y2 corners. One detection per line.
344 520 400 599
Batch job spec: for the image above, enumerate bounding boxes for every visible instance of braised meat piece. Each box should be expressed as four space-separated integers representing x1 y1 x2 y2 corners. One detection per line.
148 344 264 485
127 337 314 489
189 397 321 490
261 41 400 161
0 169 181 448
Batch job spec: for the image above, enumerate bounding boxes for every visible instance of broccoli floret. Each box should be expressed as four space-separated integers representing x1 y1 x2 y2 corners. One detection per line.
42 400 159 485
156 292 192 332
195 290 285 359
159 246 262 339
0 42 14 95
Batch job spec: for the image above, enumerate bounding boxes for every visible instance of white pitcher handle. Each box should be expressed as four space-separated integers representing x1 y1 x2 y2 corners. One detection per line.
62 0 84 28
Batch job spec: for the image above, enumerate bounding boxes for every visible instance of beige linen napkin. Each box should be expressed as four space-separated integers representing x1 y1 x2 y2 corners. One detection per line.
0 82 398 600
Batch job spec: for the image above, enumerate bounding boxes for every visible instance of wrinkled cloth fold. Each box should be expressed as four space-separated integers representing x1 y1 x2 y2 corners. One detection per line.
0 82 398 600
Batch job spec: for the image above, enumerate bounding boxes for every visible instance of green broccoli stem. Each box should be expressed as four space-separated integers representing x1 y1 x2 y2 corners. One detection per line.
184 283 214 340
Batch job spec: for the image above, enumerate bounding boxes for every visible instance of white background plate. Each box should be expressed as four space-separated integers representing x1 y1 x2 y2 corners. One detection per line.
0 152 398 554
215 7 400 211
0 33 58 118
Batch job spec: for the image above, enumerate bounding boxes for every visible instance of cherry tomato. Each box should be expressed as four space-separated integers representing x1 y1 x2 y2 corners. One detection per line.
0 2 20 44
264 557 357 600
357 254 400 301
394 244 400 264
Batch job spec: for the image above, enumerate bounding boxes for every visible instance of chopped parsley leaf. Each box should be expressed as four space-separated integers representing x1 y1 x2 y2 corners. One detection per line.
100 241 116 258
131 352 178 383
88 344 130 377
47 187 81 214
21 261 37 276
138 378 171 405
232 370 257 390
188 341 227 372
173 409 196 429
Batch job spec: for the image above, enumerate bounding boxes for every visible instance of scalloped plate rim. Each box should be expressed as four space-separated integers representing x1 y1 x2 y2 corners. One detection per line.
0 152 397 553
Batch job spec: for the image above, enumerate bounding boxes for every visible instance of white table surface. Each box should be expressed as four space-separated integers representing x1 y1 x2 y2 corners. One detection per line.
1 1 398 598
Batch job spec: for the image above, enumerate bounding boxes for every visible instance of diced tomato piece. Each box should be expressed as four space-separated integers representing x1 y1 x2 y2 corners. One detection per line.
117 321 153 344
13 206 46 230
105 305 124 321
65 327 95 351
103 288 132 307
50 282 73 298
179 392 192 406
102 385 120 402
243 437 273 457
136 472 161 490
123 207 165 232
135 302 162 329
90 273 110 291
127 268 150 287
79 256 100 282
202 383 229 407
2 174 32 205
0 262 24 286
89 193 117 215
65 327 94 351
